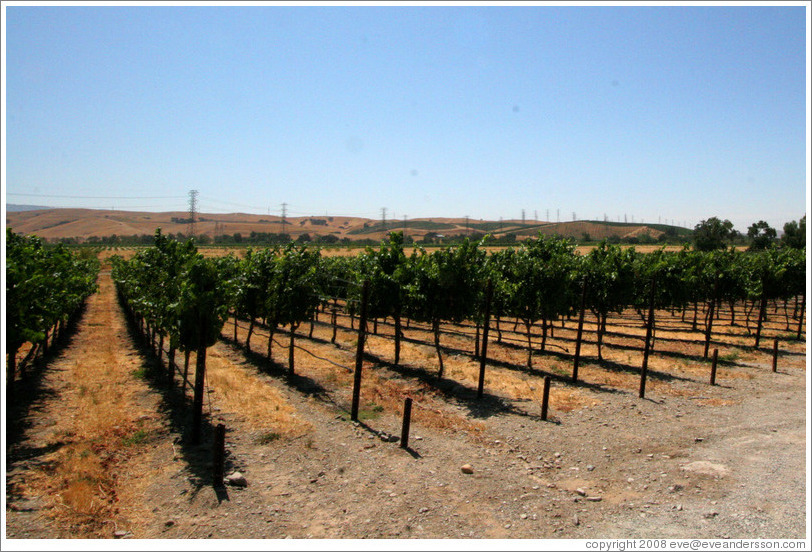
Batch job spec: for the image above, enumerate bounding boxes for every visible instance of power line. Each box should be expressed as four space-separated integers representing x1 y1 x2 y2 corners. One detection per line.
8 192 185 199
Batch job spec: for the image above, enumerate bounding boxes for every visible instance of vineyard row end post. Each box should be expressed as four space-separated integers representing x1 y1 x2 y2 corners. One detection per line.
710 348 719 386
400 397 413 449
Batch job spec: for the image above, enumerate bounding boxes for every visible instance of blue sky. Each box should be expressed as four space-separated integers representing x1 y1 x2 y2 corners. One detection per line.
3 2 809 233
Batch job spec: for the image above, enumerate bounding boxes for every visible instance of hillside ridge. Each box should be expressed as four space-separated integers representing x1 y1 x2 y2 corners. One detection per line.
6 207 688 243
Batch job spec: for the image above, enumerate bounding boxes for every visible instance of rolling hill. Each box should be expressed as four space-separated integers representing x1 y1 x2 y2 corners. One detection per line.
5 208 689 244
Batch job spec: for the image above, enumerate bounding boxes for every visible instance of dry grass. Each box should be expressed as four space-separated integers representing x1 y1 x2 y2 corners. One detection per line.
209 292 804 444
20 274 160 537
203 347 312 437
361 368 487 436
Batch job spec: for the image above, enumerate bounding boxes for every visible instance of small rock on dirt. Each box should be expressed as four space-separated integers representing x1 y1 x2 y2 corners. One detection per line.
226 472 248 487
681 461 729 478
461 464 474 474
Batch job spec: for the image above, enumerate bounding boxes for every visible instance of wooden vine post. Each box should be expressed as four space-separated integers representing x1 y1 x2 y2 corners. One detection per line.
639 277 657 399
191 342 207 444
288 323 299 378
772 338 779 373
703 274 720 359
477 279 493 399
572 278 588 383
540 375 552 421
400 397 413 449
754 288 767 349
351 280 370 422
710 348 719 386
213 423 226 487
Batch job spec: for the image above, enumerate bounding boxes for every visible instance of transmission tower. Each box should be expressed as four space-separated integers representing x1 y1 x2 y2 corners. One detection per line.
281 202 288 239
381 207 387 229
188 189 199 238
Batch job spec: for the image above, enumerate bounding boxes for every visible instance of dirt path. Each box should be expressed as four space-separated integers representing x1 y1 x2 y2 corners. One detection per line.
4 268 808 541
589 361 806 539
5 270 169 538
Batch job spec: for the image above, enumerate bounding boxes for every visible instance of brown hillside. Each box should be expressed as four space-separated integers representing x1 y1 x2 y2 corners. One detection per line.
6 208 667 243
525 221 664 241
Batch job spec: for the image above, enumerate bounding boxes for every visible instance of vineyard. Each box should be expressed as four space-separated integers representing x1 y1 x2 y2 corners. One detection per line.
108 231 804 415
5 228 100 400
5 229 807 539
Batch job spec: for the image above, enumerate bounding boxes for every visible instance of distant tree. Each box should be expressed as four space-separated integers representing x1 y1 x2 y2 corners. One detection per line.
781 216 806 249
747 220 777 251
730 229 744 244
318 234 340 245
693 217 735 251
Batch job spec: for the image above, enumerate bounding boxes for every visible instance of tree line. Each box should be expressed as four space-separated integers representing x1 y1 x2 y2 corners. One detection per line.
692 215 806 251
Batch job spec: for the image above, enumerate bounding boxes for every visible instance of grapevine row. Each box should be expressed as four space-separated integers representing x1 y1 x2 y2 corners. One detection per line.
107 230 804 441
6 228 100 399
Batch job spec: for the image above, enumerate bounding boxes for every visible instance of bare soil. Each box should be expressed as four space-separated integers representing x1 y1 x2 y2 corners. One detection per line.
4 267 807 543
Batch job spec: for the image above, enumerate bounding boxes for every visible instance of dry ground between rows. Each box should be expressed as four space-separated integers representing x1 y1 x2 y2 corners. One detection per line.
4 268 808 542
